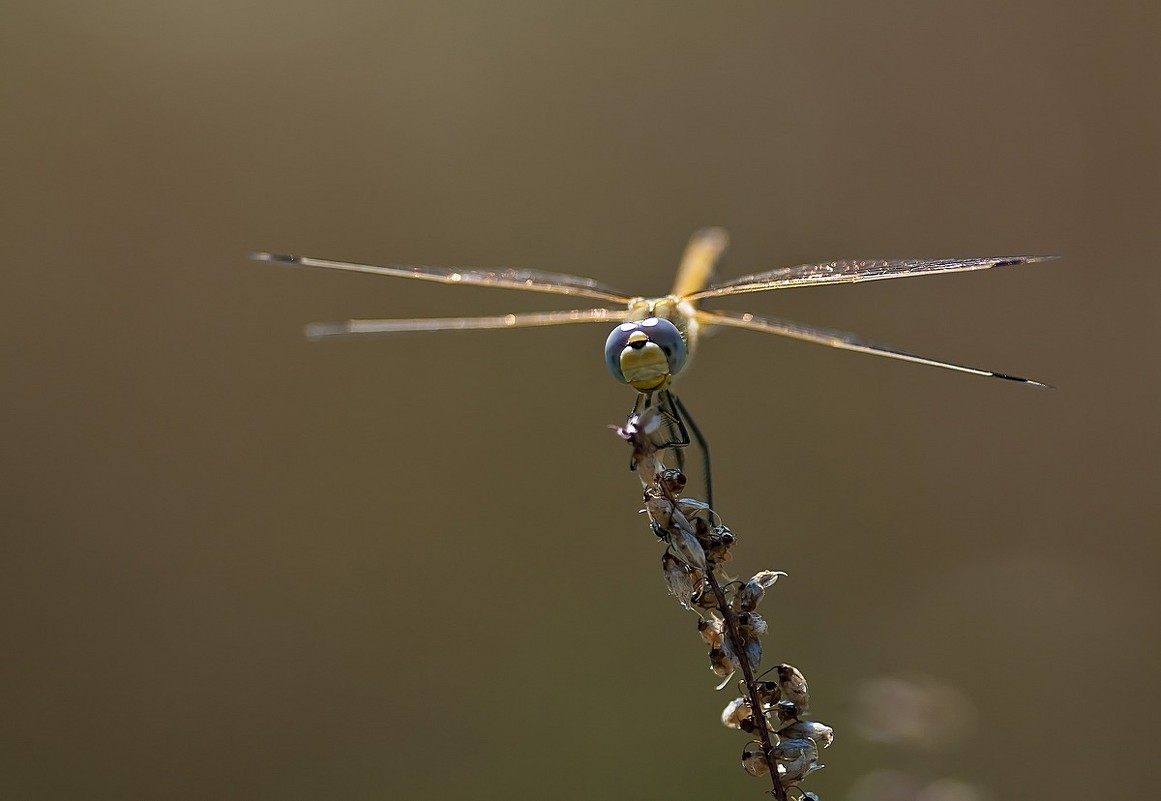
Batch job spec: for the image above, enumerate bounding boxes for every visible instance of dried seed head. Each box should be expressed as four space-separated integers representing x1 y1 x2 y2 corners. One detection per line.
709 645 737 678
736 570 786 612
738 610 768 638
676 497 713 524
645 496 707 571
702 525 735 564
661 551 700 609
669 525 707 571
617 409 669 485
779 720 834 749
644 493 675 527
768 700 802 729
776 664 810 709
698 616 723 648
775 745 823 785
740 746 771 777
616 407 667 450
772 738 818 764
721 697 753 730
752 679 782 707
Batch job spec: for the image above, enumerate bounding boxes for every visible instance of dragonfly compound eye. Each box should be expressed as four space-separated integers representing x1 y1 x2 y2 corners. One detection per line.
604 317 687 391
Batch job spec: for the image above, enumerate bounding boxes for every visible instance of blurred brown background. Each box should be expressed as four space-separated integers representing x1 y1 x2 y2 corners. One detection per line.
3 2 1158 799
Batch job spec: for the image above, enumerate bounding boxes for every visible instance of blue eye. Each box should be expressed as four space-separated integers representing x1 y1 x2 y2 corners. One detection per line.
604 318 687 387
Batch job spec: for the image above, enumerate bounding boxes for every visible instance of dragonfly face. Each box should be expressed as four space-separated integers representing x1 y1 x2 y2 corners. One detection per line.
605 317 688 392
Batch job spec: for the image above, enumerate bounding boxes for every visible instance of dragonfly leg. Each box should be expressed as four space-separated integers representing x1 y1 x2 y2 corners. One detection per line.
628 393 647 472
672 393 713 511
627 391 711 510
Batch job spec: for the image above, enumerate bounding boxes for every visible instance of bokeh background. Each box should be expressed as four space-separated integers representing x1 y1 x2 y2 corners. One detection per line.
4 2 1158 799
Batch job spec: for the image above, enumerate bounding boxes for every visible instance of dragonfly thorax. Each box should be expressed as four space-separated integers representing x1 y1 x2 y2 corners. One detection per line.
626 295 700 358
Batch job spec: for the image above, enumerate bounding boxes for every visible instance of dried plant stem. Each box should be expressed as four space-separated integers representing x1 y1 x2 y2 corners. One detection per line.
654 475 788 801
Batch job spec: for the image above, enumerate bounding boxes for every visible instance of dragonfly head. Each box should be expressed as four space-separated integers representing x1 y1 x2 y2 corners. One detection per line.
605 317 688 392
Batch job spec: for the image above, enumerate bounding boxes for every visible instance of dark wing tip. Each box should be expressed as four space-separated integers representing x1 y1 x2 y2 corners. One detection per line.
998 255 1060 266
992 372 1055 389
250 252 300 264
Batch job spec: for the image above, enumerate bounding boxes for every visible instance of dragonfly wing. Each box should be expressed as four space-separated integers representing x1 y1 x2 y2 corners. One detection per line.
687 255 1057 300
671 227 730 299
252 252 633 304
696 309 1052 387
305 308 628 339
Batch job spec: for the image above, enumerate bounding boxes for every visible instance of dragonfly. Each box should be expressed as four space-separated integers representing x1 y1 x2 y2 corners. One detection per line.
252 229 1054 508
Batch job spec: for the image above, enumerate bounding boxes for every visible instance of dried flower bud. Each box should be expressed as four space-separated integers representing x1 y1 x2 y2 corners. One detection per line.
738 611 768 638
776 747 822 785
776 664 810 708
670 525 707 571
698 616 723 648
662 552 699 609
780 720 834 749
741 746 771 777
773 738 818 763
721 697 753 730
644 493 675 527
645 496 707 570
676 497 713 524
616 410 668 485
709 645 737 678
701 525 736 564
752 679 782 707
619 407 667 449
768 700 801 729
736 570 786 612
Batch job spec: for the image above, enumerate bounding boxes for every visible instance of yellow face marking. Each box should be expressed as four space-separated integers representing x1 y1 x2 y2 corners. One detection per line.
619 331 672 392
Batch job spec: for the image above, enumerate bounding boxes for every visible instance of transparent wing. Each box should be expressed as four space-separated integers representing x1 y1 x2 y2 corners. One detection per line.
696 309 1051 387
687 255 1057 301
252 252 633 304
304 308 628 340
